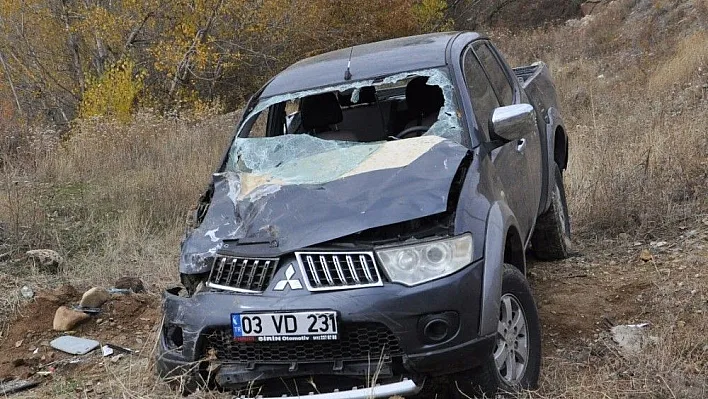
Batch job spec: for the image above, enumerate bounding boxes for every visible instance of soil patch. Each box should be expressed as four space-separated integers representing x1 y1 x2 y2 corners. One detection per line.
0 286 160 382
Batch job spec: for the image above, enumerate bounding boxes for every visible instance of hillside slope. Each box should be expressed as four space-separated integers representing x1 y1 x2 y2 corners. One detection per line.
0 0 706 397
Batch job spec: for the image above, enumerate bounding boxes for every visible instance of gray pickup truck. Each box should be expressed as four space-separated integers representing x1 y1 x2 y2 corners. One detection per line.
157 31 570 398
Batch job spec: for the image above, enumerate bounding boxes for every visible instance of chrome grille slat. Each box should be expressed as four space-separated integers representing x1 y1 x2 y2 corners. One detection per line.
225 258 237 285
346 255 360 283
206 255 278 293
306 255 321 286
319 255 335 285
360 254 374 282
214 257 226 283
296 251 382 291
332 256 347 283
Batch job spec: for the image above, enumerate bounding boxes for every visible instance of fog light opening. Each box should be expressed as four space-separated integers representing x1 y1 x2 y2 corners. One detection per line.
166 325 184 348
423 319 450 342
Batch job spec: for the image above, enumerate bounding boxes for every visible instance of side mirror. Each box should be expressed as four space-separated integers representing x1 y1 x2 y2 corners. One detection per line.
490 104 536 143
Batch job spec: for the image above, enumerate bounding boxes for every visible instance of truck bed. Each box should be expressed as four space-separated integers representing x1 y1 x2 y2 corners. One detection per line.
512 61 559 117
512 62 544 88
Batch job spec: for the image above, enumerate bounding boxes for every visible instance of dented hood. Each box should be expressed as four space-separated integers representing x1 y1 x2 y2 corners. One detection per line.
180 135 469 274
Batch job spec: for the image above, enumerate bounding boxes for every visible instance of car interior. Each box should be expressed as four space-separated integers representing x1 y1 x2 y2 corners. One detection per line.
250 77 445 142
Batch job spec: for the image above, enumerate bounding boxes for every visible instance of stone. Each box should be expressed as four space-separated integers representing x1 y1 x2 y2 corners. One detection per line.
114 277 145 293
79 287 110 308
611 323 649 356
53 306 90 331
25 249 63 273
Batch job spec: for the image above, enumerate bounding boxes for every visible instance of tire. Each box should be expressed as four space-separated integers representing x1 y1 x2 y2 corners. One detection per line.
530 163 571 260
453 265 542 398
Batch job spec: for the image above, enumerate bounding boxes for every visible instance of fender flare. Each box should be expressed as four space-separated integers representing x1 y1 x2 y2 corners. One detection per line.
542 106 566 212
479 200 524 336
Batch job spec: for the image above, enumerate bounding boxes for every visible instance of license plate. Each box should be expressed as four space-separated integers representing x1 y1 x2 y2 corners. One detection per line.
231 311 338 342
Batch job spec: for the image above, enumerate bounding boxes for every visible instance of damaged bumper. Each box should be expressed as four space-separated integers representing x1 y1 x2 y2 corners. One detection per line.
157 258 495 394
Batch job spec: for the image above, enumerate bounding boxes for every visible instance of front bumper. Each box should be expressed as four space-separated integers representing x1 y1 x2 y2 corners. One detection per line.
157 258 493 393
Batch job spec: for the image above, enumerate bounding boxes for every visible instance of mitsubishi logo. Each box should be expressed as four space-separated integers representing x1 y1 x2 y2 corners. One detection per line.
273 264 303 291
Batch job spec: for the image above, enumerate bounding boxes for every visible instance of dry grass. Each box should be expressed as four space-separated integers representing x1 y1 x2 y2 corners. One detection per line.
648 30 708 93
0 112 237 287
492 0 708 235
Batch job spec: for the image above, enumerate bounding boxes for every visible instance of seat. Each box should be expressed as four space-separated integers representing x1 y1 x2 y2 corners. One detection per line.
403 77 444 131
300 93 356 141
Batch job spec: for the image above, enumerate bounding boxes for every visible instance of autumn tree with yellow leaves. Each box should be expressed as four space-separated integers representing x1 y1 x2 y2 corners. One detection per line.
0 0 451 124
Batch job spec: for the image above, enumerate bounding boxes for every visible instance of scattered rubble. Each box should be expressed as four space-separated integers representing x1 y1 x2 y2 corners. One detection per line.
52 306 90 331
79 287 110 308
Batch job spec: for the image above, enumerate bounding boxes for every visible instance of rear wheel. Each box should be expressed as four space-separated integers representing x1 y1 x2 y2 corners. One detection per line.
531 164 571 260
453 265 541 397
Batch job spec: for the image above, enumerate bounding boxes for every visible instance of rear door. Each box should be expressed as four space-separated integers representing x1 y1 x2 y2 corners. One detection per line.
461 42 541 239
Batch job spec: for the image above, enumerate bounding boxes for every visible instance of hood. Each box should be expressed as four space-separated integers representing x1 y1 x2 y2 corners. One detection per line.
180 135 470 274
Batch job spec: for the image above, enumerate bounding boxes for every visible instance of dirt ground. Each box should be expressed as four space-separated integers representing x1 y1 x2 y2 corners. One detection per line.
0 220 706 398
0 287 161 395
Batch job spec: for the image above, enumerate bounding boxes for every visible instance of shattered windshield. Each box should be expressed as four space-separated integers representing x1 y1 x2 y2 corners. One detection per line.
227 68 466 183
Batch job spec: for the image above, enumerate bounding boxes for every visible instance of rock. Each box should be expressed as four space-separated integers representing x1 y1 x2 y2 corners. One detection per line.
611 323 649 356
25 249 63 273
639 249 653 262
79 287 110 308
12 359 26 367
53 306 90 331
114 277 145 293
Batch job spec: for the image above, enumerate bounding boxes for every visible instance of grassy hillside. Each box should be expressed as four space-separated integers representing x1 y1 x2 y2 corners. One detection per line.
0 0 706 397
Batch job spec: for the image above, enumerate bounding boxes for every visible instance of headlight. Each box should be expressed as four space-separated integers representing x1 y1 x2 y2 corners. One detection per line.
375 234 473 286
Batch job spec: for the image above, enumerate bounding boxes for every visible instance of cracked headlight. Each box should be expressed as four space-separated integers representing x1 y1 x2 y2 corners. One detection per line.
375 234 473 286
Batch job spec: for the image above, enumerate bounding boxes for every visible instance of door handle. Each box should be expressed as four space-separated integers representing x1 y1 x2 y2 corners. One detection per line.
516 138 527 152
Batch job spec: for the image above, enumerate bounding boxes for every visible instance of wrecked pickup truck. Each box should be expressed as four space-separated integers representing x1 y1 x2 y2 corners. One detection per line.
157 31 571 398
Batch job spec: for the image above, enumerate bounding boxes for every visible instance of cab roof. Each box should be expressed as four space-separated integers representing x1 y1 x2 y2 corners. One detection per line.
260 32 481 98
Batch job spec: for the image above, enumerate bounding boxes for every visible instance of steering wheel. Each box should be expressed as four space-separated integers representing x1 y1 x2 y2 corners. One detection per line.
394 125 430 139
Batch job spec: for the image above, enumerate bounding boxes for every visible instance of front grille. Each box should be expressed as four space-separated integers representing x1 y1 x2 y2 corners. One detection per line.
295 252 382 291
206 255 279 293
204 323 402 364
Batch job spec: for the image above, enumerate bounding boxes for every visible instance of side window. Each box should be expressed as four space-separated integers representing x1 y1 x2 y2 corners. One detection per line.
473 42 514 106
462 48 500 138
249 111 269 137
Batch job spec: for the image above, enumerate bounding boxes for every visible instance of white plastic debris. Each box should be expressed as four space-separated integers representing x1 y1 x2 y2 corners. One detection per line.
101 345 114 357
20 286 34 299
50 336 100 355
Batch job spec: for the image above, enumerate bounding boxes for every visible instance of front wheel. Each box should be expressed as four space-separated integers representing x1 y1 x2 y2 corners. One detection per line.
453 265 542 397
